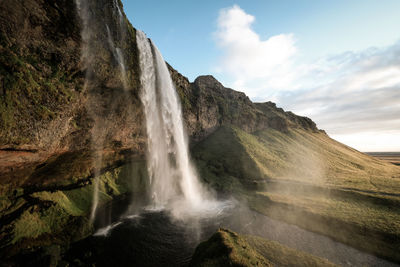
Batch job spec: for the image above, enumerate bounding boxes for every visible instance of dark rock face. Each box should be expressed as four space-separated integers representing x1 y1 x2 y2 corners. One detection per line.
172 72 320 142
0 0 145 152
0 0 82 150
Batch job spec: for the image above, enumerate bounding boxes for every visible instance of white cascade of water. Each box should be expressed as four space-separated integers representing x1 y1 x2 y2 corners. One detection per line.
74 0 102 223
106 25 128 90
74 0 91 76
75 0 130 223
136 30 220 219
113 0 123 26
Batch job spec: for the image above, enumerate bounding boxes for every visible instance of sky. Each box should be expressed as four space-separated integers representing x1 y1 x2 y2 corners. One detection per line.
121 0 400 152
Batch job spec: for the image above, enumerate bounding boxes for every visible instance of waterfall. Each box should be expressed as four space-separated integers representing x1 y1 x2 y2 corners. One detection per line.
75 0 223 223
74 0 101 223
75 0 130 222
136 30 215 219
107 0 129 91
106 25 128 90
113 0 123 26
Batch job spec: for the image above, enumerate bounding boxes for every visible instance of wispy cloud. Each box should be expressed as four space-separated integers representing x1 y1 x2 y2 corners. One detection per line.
278 42 400 136
214 5 400 151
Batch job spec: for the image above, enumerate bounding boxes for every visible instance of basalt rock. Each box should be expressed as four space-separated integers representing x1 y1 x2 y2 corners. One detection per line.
172 73 320 142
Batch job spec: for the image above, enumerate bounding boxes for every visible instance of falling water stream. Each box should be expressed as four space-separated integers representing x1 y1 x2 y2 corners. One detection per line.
106 25 129 91
136 30 218 219
75 0 130 222
74 0 100 222
113 0 123 26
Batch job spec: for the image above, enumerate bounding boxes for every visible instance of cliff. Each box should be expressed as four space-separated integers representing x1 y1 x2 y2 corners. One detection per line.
0 0 318 190
0 0 321 256
171 70 319 142
1 0 399 264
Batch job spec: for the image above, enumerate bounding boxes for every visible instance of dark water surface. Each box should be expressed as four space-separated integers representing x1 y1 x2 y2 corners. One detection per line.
65 198 399 267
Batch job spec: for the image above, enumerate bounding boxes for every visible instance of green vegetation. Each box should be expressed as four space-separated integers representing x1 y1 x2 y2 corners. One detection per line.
257 190 400 237
190 228 272 267
193 125 400 263
194 125 400 197
13 204 75 245
193 126 264 193
237 127 400 192
0 156 148 252
190 228 337 267
246 235 337 267
10 170 108 245
0 45 78 144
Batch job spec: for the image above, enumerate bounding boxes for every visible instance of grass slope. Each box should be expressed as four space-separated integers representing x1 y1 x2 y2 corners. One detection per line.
245 235 337 267
193 126 400 263
190 228 337 267
190 228 271 267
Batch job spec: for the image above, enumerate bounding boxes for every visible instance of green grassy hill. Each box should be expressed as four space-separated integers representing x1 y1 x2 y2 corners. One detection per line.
193 126 400 263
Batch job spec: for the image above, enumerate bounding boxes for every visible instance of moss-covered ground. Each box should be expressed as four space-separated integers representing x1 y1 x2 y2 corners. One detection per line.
190 228 337 267
190 228 272 267
0 152 148 258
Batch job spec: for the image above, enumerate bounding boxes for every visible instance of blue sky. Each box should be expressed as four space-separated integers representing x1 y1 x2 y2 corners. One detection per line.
122 1 400 151
122 0 400 81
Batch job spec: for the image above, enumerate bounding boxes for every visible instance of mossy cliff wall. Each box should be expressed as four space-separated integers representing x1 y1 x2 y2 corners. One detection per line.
0 0 146 255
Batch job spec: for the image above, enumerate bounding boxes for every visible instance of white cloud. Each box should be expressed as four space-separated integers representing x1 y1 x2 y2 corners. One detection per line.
276 43 400 151
278 42 400 128
214 5 400 151
215 5 297 98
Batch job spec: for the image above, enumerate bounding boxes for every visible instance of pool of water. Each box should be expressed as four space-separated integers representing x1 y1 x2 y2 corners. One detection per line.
65 198 399 267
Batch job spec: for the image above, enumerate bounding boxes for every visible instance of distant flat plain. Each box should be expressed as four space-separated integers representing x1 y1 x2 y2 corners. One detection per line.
366 152 400 166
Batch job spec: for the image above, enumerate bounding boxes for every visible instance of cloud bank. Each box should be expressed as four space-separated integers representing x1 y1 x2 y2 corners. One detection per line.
215 5 400 151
